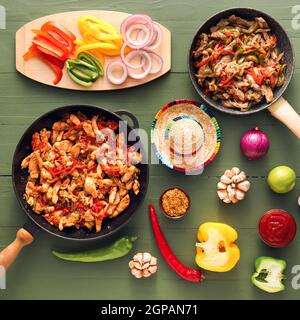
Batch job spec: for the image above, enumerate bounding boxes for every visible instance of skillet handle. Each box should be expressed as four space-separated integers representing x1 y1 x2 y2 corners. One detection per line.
0 227 34 271
268 97 300 140
115 110 139 129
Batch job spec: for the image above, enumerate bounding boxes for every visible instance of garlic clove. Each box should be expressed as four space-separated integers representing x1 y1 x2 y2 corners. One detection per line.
133 252 143 263
217 182 227 190
231 167 240 176
237 180 250 192
133 261 143 270
235 189 245 200
231 197 238 204
143 252 152 263
223 198 231 204
217 190 227 200
150 256 157 266
131 268 143 278
128 260 135 269
142 269 152 278
148 265 158 274
142 262 150 269
224 169 234 178
220 175 232 184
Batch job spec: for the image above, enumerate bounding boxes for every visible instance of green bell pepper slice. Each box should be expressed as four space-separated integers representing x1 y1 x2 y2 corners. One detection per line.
66 52 104 87
67 69 93 87
78 52 104 76
251 256 286 293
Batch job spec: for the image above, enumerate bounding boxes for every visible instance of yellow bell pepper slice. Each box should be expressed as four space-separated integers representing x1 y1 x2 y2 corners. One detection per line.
78 16 118 36
75 15 125 63
74 42 120 58
195 222 240 272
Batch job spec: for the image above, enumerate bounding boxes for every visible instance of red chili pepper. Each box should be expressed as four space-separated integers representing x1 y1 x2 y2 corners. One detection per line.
149 204 203 282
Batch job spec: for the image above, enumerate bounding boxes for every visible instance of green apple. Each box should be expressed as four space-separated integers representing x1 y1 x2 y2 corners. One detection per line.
267 166 296 194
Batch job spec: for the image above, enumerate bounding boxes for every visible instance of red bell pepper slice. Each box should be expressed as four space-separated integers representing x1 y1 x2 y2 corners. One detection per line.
41 21 76 54
32 36 68 60
32 29 71 58
219 76 234 89
23 45 64 84
196 47 235 68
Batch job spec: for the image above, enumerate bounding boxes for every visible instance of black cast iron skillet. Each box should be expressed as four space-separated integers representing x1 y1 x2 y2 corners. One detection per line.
188 8 300 139
0 105 148 270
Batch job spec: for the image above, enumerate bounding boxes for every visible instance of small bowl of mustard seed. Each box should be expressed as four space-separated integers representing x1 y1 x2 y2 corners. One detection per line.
159 187 190 219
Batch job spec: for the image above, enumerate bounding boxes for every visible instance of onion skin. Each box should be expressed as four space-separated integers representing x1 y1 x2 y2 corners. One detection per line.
240 127 270 160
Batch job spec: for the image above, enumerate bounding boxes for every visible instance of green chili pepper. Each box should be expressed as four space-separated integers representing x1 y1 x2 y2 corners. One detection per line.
52 236 138 262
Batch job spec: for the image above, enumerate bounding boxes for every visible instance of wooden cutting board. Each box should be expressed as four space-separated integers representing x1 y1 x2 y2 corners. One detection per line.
15 10 171 91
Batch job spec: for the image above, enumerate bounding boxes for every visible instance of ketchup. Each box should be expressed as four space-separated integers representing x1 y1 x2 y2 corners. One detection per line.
259 209 297 247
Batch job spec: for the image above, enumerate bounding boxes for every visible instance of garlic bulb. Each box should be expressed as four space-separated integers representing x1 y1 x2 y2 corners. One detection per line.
129 252 158 278
217 167 251 204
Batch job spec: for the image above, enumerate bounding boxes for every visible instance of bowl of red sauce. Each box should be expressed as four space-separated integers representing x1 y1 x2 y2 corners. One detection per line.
259 209 297 247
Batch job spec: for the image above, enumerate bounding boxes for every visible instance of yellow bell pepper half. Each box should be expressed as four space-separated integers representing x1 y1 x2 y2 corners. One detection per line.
195 222 240 272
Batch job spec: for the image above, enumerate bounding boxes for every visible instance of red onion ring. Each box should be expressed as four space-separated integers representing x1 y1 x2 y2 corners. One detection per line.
125 23 151 49
128 50 152 79
106 61 128 85
141 51 163 74
145 23 162 50
121 44 147 69
120 14 154 48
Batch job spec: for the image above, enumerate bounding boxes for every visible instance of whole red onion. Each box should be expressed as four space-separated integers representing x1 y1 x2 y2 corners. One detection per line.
240 127 270 160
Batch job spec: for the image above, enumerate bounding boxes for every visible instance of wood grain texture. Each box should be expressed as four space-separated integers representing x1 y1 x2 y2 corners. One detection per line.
1 0 300 300
16 10 171 90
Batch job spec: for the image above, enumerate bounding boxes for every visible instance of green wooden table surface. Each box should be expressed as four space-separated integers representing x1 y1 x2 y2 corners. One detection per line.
1 0 300 300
